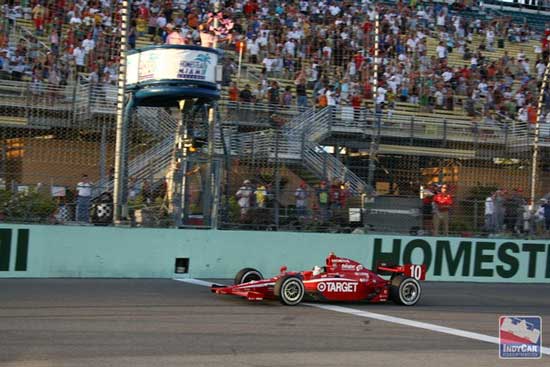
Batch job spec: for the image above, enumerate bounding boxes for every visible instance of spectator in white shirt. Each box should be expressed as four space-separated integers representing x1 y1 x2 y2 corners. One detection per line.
329 5 341 16
486 29 495 51
69 13 82 25
376 85 387 107
284 39 296 58
82 35 95 54
73 43 86 73
436 41 447 61
247 37 260 63
326 85 337 106
76 174 93 222
442 68 453 82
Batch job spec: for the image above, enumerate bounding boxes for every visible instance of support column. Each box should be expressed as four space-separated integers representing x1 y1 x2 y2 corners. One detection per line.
172 100 190 227
113 96 133 222
113 0 131 223
530 59 550 206
367 13 380 194
204 104 217 227
99 123 107 190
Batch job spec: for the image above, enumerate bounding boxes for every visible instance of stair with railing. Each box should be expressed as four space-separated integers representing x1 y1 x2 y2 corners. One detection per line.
94 135 175 195
222 106 368 194
286 107 368 194
93 108 179 194
135 107 179 137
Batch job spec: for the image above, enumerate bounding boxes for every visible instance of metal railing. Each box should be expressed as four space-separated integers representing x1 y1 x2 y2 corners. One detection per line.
0 78 542 147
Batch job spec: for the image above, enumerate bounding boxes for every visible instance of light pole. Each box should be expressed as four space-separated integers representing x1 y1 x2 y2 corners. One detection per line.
113 0 131 223
204 1 221 227
366 12 380 193
237 39 244 83
530 59 550 207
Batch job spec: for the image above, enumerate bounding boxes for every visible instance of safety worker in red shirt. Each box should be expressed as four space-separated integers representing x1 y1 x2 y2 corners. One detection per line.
432 184 453 236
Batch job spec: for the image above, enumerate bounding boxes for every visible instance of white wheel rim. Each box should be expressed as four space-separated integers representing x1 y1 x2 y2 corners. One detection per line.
284 280 302 303
400 280 420 305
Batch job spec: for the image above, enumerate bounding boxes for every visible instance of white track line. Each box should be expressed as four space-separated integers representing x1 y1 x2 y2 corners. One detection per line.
306 304 550 356
174 278 220 287
178 278 550 355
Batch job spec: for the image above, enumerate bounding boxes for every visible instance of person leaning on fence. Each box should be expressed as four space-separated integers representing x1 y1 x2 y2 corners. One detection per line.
76 174 93 223
504 188 526 234
53 196 69 225
541 199 550 233
236 180 253 220
432 184 453 236
484 192 496 234
329 180 342 211
534 199 546 235
316 181 330 223
254 184 267 209
493 189 506 233
295 182 308 220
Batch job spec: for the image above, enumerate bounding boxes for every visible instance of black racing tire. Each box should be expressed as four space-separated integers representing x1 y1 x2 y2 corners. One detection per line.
234 268 263 285
274 275 305 306
390 275 421 306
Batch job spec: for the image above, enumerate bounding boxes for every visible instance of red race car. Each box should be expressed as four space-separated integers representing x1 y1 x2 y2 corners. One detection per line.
211 252 426 306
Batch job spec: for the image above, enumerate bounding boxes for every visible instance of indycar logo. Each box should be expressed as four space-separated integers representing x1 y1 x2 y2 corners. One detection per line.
499 316 542 359
317 281 358 293
501 317 540 344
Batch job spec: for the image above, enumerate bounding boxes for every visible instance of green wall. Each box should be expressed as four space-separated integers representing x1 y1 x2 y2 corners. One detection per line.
0 225 549 282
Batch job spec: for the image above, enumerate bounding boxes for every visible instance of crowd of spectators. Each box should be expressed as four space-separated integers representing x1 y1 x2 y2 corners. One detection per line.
484 188 550 236
224 0 550 130
235 178 351 225
2 0 550 128
2 0 123 91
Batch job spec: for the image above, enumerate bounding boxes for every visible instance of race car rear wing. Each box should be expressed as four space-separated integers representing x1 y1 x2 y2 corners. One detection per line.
376 262 426 281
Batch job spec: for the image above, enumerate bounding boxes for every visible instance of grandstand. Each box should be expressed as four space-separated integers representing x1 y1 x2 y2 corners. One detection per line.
1 0 550 236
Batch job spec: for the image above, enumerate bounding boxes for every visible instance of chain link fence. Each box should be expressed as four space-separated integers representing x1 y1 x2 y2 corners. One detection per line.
0 79 549 237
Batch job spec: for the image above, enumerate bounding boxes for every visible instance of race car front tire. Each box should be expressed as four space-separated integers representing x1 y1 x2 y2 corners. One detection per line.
234 268 263 285
274 276 305 306
390 275 421 306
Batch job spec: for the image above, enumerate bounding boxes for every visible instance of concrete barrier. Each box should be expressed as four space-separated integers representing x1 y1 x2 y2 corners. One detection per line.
0 225 549 282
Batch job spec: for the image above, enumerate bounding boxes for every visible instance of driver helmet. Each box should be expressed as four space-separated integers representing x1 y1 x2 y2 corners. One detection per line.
312 265 323 276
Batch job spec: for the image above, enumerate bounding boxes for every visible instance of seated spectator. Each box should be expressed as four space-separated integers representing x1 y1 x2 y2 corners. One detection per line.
165 24 185 45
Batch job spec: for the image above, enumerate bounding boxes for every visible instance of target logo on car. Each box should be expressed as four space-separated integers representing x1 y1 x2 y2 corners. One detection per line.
317 280 358 293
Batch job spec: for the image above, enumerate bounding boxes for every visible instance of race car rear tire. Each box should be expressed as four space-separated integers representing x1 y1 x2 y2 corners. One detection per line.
274 276 304 306
390 275 421 306
234 268 263 285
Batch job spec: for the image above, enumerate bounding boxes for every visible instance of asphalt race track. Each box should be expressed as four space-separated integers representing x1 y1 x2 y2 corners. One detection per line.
0 279 549 367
